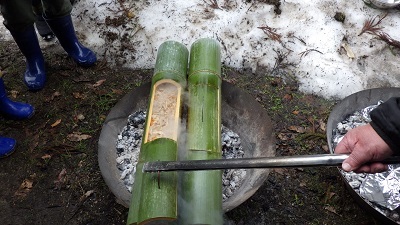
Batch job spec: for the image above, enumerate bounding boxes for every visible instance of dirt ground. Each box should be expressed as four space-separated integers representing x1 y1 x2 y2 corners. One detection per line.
0 37 386 225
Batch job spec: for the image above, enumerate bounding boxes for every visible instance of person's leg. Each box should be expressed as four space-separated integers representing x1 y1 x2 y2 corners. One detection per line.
0 0 36 31
0 0 47 91
32 0 55 42
42 0 97 67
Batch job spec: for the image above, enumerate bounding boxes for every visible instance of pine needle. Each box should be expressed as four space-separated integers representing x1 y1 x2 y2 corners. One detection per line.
359 13 400 49
358 13 387 36
258 26 282 43
377 32 400 49
204 0 220 9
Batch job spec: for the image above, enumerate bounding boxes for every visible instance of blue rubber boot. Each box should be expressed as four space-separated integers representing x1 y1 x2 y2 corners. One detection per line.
0 78 34 120
9 26 46 91
45 15 96 67
0 136 16 158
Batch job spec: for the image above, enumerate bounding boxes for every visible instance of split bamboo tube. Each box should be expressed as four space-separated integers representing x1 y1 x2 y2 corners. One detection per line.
127 41 188 225
180 38 223 225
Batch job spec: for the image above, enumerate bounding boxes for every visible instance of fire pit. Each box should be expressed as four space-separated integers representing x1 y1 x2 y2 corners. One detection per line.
98 81 275 212
327 87 400 224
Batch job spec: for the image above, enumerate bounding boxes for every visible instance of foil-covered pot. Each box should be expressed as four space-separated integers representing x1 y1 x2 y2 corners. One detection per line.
368 0 400 8
360 165 400 210
332 101 400 213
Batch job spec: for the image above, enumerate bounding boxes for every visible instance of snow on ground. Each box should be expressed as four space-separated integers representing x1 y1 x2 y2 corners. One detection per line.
1 0 400 99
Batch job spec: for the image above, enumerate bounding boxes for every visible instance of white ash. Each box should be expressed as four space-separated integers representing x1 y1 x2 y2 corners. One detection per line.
221 126 246 201
332 101 400 223
116 111 246 201
116 110 146 192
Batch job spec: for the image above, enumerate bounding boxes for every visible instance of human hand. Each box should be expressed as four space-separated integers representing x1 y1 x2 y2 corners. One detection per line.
334 124 393 173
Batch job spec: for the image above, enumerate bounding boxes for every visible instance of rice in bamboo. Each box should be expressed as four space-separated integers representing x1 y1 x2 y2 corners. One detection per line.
127 40 188 225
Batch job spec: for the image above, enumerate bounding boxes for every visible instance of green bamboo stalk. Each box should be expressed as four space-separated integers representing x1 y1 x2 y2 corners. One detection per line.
180 38 223 225
127 41 188 225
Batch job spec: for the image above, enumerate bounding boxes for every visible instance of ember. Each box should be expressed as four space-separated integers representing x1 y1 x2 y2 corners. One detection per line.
116 110 246 200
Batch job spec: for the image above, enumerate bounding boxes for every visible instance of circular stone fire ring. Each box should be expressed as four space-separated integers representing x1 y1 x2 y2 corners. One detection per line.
98 81 276 212
327 87 400 225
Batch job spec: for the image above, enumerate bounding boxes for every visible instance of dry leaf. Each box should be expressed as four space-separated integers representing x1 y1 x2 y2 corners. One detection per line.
112 89 123 95
341 43 355 59
79 190 95 202
54 168 67 190
99 115 107 121
288 125 306 133
327 192 336 200
51 119 62 127
324 206 340 216
67 132 92 141
73 92 87 99
277 133 289 141
283 93 293 101
292 110 300 115
127 11 135 18
93 79 106 87
52 91 61 99
75 114 85 121
41 154 52 160
14 179 34 197
319 119 326 132
10 90 19 99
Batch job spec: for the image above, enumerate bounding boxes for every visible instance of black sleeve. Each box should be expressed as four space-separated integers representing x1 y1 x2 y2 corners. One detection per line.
370 97 400 154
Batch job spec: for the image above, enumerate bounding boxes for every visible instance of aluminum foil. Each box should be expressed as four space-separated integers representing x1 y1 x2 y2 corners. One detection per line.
360 165 400 210
332 100 400 211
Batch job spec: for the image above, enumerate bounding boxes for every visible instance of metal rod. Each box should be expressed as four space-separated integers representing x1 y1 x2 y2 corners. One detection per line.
142 154 400 172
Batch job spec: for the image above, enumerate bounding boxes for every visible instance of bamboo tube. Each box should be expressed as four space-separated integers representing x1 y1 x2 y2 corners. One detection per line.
127 41 188 225
180 38 223 225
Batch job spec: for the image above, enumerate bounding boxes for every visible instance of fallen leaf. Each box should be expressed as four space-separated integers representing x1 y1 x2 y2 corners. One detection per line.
93 79 106 87
10 90 18 99
51 119 62 127
341 43 355 59
54 168 67 190
277 133 289 141
288 125 306 133
112 89 123 95
319 119 326 132
292 110 300 115
127 11 135 18
73 92 87 99
283 93 293 101
324 206 340 216
52 91 61 99
327 192 336 200
79 190 95 202
14 179 34 197
67 132 92 141
75 114 85 121
41 154 52 160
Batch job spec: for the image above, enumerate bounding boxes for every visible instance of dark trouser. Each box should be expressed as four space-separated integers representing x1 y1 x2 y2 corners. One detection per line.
0 0 72 31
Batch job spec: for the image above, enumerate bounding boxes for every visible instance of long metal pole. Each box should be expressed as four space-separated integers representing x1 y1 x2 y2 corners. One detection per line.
142 154 400 172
